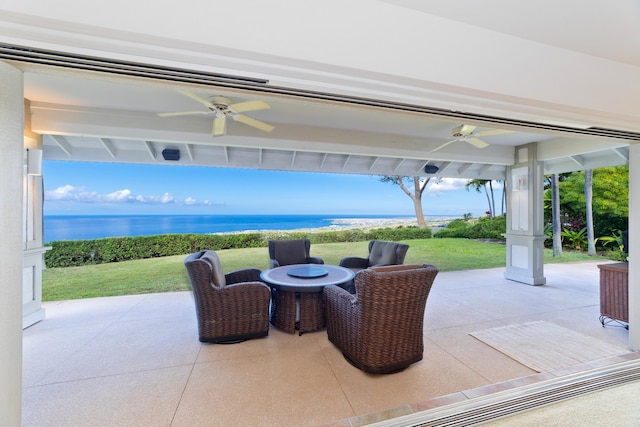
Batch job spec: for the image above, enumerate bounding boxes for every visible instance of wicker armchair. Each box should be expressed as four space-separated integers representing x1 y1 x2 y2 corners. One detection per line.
324 264 439 373
338 240 410 294
339 240 410 272
268 238 324 268
184 250 271 343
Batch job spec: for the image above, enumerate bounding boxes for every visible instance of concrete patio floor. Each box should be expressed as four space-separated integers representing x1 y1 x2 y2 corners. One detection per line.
22 261 637 426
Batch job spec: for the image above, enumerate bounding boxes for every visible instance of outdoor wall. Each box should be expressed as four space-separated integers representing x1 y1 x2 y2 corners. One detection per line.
0 61 24 427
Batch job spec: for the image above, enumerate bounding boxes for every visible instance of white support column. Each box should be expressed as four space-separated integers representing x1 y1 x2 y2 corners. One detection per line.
0 61 24 426
23 99 47 328
504 143 546 285
629 144 639 350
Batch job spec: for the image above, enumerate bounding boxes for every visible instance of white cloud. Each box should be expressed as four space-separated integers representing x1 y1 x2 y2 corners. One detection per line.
424 178 505 200
381 177 478 195
45 185 213 206
46 184 81 200
104 189 132 202
426 178 468 193
45 185 104 202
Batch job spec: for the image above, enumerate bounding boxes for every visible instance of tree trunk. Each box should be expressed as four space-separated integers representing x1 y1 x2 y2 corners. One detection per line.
585 169 596 255
488 180 496 217
551 174 563 257
396 176 428 228
483 184 492 216
413 196 426 228
501 180 506 215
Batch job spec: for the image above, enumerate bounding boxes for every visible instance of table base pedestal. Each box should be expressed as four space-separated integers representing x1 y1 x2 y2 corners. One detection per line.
270 288 325 335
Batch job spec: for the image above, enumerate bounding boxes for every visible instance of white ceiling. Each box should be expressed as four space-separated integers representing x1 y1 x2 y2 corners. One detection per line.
385 0 640 67
3 0 638 179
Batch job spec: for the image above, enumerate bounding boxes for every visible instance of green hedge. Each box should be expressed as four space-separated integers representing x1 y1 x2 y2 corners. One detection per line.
433 215 506 240
44 226 433 268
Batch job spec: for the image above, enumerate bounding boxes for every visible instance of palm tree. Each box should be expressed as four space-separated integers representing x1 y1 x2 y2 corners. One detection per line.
466 179 495 217
584 169 596 255
551 174 563 257
500 179 507 215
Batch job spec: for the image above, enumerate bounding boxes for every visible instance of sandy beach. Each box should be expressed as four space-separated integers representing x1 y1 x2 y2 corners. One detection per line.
222 216 457 235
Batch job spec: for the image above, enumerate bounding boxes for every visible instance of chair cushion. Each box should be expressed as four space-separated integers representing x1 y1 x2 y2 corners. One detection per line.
201 250 226 287
273 240 308 265
368 241 398 266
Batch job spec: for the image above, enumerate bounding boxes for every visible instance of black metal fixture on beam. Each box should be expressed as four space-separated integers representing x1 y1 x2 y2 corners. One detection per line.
424 164 439 174
162 148 180 161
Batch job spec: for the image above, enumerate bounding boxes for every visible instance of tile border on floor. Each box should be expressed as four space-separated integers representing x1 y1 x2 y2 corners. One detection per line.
323 352 640 427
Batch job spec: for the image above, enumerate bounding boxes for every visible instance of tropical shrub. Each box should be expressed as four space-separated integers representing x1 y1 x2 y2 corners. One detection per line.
45 233 265 267
597 229 624 251
604 248 628 262
558 166 628 238
433 215 506 240
543 223 554 248
560 227 587 251
443 218 469 230
44 226 433 267
367 226 432 241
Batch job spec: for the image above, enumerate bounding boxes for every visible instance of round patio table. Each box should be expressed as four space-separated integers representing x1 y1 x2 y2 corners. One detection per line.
260 264 354 335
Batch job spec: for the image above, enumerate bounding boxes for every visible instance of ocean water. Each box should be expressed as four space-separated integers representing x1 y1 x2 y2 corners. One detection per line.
42 214 450 243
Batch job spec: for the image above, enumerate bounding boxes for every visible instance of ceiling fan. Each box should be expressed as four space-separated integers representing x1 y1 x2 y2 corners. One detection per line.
431 124 514 152
158 91 274 136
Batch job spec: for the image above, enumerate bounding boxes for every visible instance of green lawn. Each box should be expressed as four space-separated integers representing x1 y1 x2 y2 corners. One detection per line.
42 238 604 301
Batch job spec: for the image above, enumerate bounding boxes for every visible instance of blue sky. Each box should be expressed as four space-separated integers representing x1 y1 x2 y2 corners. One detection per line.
42 161 501 217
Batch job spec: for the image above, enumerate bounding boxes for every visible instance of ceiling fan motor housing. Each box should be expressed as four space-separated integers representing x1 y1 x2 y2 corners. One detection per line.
211 95 232 106
210 96 233 115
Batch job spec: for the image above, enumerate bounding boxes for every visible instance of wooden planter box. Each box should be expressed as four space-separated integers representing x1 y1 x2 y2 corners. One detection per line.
597 262 628 326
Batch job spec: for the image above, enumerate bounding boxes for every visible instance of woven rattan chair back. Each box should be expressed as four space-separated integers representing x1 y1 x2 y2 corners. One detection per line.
184 250 271 343
324 264 438 373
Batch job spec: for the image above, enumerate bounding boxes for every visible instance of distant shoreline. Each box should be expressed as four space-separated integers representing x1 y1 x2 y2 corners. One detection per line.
43 214 459 242
214 216 456 235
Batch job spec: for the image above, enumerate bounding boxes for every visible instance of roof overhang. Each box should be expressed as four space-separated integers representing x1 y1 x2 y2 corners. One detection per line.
2 1 637 179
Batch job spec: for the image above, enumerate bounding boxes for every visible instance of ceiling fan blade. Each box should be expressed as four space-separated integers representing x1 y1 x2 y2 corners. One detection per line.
157 110 209 117
213 117 226 136
179 91 215 109
233 114 275 132
229 100 270 113
474 129 515 137
431 139 458 152
467 137 489 148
